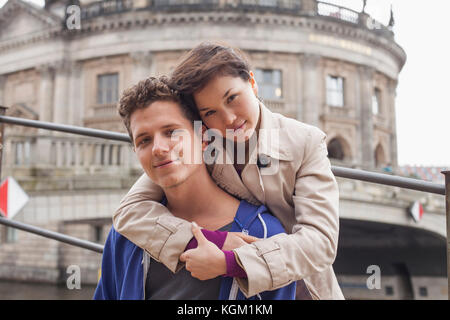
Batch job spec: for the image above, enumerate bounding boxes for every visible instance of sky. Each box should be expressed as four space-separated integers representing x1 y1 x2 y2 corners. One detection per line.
1 0 449 167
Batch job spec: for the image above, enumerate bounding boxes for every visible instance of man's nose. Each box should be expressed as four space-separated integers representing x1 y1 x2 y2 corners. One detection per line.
152 135 170 156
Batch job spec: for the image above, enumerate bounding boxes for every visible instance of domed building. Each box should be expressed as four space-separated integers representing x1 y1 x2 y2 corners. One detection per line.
0 0 447 299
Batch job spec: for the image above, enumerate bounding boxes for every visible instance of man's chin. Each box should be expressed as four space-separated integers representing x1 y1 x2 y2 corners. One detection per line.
156 172 186 189
161 177 186 189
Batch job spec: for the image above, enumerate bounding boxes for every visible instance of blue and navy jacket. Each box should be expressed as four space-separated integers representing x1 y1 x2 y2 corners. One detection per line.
93 200 296 300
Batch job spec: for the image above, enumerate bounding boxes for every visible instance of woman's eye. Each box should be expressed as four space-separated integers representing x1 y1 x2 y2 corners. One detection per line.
165 129 175 137
227 94 237 104
205 110 216 117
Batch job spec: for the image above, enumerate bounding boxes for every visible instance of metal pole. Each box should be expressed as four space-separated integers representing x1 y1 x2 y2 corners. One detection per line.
0 216 104 254
442 170 450 299
332 166 445 195
0 106 7 182
0 114 131 142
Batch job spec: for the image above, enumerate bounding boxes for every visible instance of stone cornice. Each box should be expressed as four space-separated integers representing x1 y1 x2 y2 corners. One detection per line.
0 0 61 27
0 10 406 71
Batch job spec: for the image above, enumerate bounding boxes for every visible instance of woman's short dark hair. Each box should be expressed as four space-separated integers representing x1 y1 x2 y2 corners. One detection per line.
170 41 252 115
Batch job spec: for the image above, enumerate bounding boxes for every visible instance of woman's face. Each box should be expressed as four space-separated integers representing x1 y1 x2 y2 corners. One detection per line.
193 73 260 142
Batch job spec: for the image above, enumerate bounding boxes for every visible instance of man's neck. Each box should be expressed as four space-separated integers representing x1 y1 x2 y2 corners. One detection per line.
164 166 239 230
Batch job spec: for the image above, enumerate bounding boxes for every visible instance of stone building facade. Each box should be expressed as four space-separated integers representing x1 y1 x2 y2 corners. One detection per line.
0 0 447 299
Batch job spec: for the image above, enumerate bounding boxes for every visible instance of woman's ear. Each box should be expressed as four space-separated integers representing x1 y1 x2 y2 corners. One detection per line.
201 124 210 151
249 71 259 96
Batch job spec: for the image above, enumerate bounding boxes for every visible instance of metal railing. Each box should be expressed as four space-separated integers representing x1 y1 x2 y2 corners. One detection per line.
80 0 303 19
0 106 449 298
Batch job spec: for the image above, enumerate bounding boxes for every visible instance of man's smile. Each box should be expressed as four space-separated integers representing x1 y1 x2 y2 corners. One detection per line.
153 159 179 169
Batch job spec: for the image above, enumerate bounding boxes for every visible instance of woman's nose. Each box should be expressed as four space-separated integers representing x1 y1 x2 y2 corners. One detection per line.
223 110 237 126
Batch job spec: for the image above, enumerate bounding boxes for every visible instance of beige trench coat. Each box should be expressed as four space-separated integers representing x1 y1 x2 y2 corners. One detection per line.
113 103 344 300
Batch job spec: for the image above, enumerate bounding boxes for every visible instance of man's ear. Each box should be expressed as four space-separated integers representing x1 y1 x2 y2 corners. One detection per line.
249 71 258 96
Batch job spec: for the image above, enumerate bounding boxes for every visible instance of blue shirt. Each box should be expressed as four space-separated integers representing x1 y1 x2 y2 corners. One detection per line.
93 200 296 300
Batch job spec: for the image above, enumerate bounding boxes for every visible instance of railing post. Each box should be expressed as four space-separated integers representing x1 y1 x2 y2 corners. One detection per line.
442 170 450 300
0 106 7 181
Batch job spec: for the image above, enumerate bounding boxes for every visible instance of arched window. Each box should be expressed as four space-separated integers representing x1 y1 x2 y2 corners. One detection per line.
327 138 345 160
374 144 386 167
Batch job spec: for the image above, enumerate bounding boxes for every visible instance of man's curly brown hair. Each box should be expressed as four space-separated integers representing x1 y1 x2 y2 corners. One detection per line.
118 76 198 143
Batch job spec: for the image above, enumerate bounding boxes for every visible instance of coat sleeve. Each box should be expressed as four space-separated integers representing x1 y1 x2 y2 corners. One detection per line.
233 127 340 297
112 173 193 273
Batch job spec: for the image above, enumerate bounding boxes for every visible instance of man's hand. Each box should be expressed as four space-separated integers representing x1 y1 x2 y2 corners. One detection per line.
222 232 259 251
179 222 227 280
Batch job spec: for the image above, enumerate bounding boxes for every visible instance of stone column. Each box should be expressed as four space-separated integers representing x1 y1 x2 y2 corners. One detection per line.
68 61 84 127
358 66 375 168
36 64 55 168
301 53 321 127
52 60 71 126
130 51 154 84
37 64 55 124
388 78 398 168
0 75 6 106
301 0 318 15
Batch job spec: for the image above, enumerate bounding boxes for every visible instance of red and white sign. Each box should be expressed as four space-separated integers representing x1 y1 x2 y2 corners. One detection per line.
0 177 29 219
409 200 424 223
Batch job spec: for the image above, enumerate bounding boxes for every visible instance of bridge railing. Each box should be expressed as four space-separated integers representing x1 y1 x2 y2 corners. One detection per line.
0 106 449 298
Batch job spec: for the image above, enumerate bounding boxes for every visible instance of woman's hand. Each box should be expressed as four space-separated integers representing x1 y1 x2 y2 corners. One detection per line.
179 222 227 280
222 232 259 251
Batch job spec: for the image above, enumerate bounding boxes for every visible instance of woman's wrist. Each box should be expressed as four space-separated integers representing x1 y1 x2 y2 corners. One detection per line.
185 229 228 251
222 250 248 278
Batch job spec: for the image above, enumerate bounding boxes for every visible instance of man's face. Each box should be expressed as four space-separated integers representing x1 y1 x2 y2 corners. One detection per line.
130 100 202 189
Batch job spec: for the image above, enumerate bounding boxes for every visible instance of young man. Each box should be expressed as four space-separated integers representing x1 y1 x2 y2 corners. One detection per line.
93 76 296 300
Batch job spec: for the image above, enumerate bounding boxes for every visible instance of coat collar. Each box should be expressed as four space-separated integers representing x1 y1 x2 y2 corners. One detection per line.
251 102 293 162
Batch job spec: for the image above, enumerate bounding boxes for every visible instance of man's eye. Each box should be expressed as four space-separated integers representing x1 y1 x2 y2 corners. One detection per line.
227 94 237 104
205 110 216 117
138 137 151 146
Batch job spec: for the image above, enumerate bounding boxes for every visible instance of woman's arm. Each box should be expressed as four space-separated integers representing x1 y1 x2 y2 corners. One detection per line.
113 173 252 273
113 173 194 273
233 128 340 297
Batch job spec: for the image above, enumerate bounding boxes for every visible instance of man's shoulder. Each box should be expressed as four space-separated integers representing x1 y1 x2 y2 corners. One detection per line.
107 226 140 252
237 201 286 236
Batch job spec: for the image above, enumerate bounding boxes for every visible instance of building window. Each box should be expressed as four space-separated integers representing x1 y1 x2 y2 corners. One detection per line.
419 287 428 297
14 141 31 166
372 87 381 115
254 0 278 7
385 285 394 296
97 73 119 105
254 69 282 100
2 227 18 244
326 75 344 107
327 138 345 160
93 225 103 243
